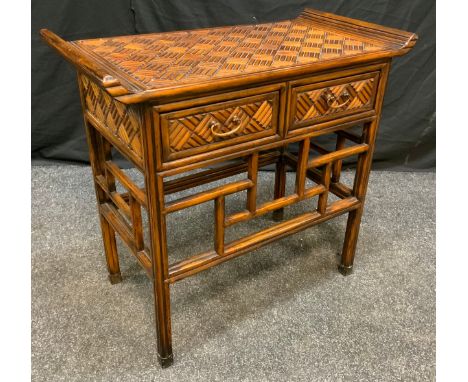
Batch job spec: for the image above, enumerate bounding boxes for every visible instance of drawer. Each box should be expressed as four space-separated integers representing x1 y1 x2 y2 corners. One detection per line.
288 71 379 131
160 92 280 161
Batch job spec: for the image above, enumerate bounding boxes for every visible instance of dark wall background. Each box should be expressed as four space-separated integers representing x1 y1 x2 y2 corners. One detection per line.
32 0 435 170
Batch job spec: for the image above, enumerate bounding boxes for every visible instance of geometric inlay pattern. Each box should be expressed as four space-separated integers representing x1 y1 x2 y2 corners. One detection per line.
167 100 273 153
294 78 375 123
79 74 143 159
74 20 383 90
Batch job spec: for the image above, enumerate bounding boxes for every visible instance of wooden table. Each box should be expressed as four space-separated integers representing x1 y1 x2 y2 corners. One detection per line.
41 8 417 367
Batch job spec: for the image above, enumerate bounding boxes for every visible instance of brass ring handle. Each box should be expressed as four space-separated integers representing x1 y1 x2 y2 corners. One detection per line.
210 115 243 137
326 90 351 109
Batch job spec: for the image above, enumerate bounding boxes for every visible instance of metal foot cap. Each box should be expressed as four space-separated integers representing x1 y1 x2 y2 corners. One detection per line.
158 353 174 368
338 264 353 276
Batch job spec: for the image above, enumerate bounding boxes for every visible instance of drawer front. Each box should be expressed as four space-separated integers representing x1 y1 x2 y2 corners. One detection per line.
289 72 379 131
160 92 280 161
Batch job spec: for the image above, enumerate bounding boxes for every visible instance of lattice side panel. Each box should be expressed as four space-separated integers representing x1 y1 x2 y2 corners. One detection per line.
79 73 144 162
92 142 152 277
291 125 369 210
163 141 366 283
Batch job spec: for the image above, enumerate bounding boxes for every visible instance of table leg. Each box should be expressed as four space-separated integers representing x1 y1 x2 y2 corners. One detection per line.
147 175 173 367
338 63 390 275
273 148 287 221
153 275 173 368
100 217 122 284
339 209 362 275
84 122 122 284
339 120 377 275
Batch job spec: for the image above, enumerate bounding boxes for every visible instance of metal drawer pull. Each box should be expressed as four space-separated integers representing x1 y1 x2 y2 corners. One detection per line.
326 90 351 109
210 115 243 137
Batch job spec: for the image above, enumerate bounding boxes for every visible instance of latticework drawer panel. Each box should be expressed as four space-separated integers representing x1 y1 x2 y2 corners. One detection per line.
290 72 379 130
160 92 280 161
79 74 143 162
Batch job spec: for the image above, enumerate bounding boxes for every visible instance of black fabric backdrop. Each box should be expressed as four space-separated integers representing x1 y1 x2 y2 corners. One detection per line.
32 0 435 170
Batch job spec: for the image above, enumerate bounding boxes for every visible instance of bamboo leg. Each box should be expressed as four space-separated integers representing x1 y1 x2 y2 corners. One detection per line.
339 124 374 275
214 196 225 256
332 134 346 183
339 122 378 275
141 108 173 367
317 163 332 214
339 64 390 275
85 122 122 284
77 74 121 284
273 147 287 221
148 175 173 367
247 152 259 213
295 138 310 197
99 216 122 284
339 209 363 275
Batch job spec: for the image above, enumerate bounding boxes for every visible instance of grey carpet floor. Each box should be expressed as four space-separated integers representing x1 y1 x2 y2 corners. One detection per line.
32 166 435 382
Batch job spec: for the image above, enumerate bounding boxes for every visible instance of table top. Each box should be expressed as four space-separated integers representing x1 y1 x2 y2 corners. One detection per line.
41 8 417 103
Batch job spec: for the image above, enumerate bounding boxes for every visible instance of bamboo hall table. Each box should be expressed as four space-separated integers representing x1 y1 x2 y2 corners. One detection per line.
41 8 417 367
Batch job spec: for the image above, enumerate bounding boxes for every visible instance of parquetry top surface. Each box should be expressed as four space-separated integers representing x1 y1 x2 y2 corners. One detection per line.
73 19 388 90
